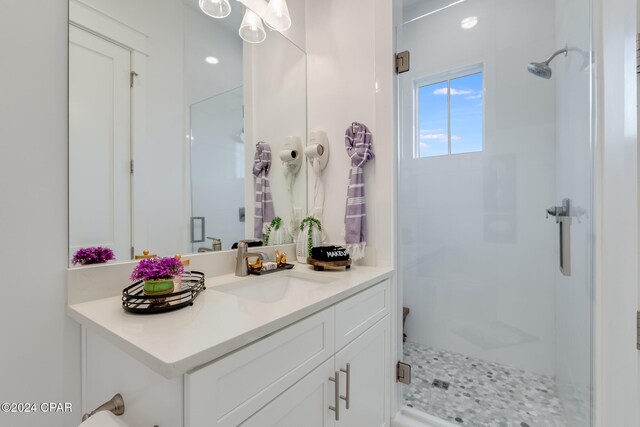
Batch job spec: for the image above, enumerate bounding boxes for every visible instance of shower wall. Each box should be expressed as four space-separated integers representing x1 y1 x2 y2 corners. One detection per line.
400 0 558 376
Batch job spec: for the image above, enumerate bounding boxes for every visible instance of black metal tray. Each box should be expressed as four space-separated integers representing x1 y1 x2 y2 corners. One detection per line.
248 263 295 275
122 271 206 314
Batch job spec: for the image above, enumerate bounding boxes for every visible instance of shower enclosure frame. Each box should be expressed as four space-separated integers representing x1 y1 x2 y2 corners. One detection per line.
393 0 598 425
389 0 640 425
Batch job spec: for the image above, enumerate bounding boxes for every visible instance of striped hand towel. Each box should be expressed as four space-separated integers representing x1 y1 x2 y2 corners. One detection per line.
344 122 374 260
253 142 275 239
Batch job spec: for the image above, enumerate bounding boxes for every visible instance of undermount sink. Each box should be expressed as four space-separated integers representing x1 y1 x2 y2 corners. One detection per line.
214 272 338 304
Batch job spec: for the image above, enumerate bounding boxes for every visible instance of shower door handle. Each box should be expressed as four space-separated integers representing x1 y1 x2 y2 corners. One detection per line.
546 198 571 277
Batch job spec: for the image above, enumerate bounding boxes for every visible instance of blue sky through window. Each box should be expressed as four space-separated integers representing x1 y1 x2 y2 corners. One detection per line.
418 71 483 157
418 80 448 157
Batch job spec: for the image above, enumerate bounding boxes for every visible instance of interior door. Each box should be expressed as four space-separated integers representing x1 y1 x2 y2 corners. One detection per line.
69 25 132 262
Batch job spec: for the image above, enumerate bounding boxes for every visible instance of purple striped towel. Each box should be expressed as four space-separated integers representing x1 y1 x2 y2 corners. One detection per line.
344 122 374 260
253 142 275 239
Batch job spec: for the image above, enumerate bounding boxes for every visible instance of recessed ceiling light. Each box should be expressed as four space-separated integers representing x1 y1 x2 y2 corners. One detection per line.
460 16 478 29
205 56 220 64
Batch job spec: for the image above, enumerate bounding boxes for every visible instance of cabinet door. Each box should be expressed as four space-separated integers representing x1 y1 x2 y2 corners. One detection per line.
186 308 334 427
240 358 336 427
335 316 390 427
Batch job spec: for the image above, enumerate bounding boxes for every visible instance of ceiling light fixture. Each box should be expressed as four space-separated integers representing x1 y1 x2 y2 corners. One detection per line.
265 0 292 32
199 0 292 44
205 56 220 64
460 16 478 29
239 8 267 44
199 0 231 19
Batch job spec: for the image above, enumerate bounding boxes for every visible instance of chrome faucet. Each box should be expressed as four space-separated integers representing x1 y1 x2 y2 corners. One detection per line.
235 240 269 276
197 237 222 253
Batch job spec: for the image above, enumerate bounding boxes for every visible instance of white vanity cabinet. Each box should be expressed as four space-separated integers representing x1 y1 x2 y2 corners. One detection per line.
241 317 390 427
186 280 390 427
80 275 392 427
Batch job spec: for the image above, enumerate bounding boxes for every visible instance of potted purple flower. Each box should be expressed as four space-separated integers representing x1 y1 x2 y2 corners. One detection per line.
72 247 115 266
130 257 185 296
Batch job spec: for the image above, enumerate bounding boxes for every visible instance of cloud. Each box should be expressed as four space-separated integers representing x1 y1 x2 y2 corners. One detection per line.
433 87 475 96
465 94 483 100
420 132 462 142
420 133 448 142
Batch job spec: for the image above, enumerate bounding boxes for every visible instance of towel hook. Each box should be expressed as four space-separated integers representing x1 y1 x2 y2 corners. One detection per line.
351 122 359 133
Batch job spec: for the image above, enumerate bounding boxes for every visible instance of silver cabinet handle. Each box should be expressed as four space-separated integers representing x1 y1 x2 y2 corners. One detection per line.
340 363 350 409
329 371 340 421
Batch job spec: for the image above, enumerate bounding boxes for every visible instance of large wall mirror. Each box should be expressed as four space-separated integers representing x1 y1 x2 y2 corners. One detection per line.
68 0 307 265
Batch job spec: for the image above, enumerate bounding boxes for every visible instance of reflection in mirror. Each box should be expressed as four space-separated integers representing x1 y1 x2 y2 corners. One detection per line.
68 0 306 265
190 87 245 253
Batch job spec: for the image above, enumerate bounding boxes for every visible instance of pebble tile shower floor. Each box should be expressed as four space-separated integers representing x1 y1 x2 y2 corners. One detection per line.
403 341 565 426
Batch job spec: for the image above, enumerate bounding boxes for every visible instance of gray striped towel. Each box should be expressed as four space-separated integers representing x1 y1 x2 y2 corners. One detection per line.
344 122 374 260
253 142 275 239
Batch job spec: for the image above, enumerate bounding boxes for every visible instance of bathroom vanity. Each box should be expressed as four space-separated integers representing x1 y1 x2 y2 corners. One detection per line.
68 265 393 426
65 2 396 425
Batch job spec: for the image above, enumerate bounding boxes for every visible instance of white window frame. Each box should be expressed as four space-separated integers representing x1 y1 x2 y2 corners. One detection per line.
414 63 484 158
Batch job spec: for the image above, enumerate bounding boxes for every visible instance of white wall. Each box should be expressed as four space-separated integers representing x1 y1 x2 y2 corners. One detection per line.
244 29 307 241
398 0 558 376
0 1 81 426
595 0 639 424
305 0 395 268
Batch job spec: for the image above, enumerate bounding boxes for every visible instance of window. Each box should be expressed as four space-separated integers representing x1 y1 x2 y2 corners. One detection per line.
417 67 483 157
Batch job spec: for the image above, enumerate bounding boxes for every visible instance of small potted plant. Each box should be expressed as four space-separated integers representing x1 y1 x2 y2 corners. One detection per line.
263 216 292 246
296 216 323 263
72 246 115 266
130 256 184 296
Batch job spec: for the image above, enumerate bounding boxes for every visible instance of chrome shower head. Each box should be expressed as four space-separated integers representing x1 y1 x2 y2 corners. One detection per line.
527 62 552 79
527 47 568 79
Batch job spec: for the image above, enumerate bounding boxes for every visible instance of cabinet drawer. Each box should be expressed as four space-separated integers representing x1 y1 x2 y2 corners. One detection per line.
186 307 335 427
239 358 335 427
334 280 390 350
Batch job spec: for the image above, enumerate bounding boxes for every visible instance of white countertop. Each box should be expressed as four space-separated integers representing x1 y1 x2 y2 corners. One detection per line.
67 265 393 379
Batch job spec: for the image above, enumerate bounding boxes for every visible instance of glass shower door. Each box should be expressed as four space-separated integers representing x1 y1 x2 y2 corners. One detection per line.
397 0 593 425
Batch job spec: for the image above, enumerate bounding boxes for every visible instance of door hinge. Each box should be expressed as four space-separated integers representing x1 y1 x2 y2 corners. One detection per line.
636 34 640 74
396 361 412 384
130 71 138 88
130 160 134 174
396 51 410 74
637 311 640 350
